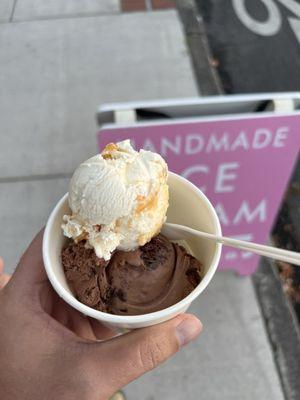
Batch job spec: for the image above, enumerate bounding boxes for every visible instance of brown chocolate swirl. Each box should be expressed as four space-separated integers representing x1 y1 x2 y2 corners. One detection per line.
62 234 202 315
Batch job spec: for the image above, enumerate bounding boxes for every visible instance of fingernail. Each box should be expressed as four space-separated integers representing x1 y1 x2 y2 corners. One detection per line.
176 317 203 347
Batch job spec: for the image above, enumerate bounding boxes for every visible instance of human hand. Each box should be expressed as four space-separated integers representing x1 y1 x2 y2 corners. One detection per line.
0 231 202 400
0 257 11 289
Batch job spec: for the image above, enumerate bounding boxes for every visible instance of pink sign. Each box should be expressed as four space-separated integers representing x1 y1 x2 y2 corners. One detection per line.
98 114 300 275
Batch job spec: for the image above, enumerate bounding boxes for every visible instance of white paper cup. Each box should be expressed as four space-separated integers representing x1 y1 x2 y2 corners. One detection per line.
43 172 222 330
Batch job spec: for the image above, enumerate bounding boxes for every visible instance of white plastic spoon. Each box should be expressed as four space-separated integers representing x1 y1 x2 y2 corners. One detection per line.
162 222 300 266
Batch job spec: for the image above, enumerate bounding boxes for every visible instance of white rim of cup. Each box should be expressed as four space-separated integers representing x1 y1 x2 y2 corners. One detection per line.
43 172 222 324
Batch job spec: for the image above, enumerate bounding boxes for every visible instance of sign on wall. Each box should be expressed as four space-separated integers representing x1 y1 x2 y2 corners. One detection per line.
98 113 300 275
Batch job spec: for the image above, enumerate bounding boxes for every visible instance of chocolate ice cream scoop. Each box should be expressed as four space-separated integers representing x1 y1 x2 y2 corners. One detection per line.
62 234 202 316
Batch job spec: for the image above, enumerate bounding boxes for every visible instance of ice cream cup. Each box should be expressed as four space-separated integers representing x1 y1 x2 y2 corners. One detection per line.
43 172 222 330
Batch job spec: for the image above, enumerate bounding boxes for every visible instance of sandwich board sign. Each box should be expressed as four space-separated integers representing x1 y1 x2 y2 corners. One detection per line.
97 94 300 275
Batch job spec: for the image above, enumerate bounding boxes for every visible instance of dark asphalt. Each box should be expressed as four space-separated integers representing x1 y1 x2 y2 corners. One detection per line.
196 0 300 93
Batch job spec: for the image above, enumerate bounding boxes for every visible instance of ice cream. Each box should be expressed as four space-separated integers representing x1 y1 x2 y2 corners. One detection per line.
62 234 202 315
61 140 203 316
62 140 168 261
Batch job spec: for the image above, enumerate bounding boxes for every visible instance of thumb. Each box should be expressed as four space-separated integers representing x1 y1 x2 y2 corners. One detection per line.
85 314 202 393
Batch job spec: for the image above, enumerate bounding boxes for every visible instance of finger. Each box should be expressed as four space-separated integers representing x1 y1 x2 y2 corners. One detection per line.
12 229 47 291
40 284 110 341
67 309 96 341
47 294 95 340
84 314 202 393
51 303 116 341
88 318 117 340
0 274 11 290
50 295 70 327
0 257 11 290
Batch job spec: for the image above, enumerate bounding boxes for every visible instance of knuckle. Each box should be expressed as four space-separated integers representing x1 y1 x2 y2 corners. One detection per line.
138 338 166 371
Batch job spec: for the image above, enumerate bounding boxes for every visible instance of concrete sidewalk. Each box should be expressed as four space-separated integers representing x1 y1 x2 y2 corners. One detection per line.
0 9 196 270
0 3 284 400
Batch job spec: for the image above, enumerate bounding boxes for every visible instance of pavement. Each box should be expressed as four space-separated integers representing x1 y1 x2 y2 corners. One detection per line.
0 2 286 399
0 7 196 270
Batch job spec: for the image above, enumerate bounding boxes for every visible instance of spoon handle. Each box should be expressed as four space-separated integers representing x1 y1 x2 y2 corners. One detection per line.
163 223 300 266
216 234 300 266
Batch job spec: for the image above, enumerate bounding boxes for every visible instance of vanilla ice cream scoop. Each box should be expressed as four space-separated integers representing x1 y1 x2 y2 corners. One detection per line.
62 140 169 260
